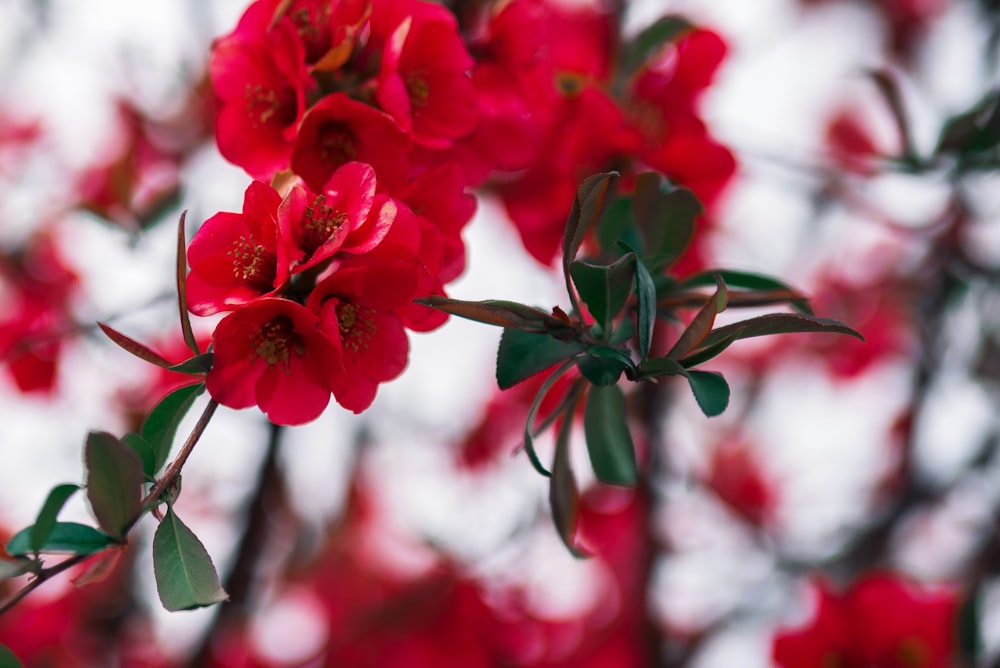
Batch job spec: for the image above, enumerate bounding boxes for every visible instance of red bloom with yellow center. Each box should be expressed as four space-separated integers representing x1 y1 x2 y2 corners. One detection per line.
375 12 478 148
210 4 314 180
290 93 411 193
207 298 340 425
187 180 289 316
307 257 418 413
278 162 394 273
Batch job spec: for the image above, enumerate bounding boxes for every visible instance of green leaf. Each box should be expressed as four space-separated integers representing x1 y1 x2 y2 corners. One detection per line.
30 484 80 554
549 388 589 558
570 255 635 332
0 557 36 580
685 370 730 417
152 507 228 611
85 432 144 538
679 269 812 314
634 175 701 271
958 588 982 664
7 522 116 556
563 173 619 315
583 384 638 486
635 256 657 359
632 357 730 417
622 15 692 74
142 383 205 474
576 346 635 386
563 172 620 268
168 353 214 375
123 433 157 481
692 313 865 359
0 644 25 668
521 359 579 478
416 297 575 336
596 197 642 256
497 329 585 390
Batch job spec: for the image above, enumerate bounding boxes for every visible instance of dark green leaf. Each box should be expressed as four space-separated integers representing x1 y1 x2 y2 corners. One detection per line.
7 522 116 556
123 433 157 481
417 297 574 335
958 588 982 664
635 176 701 271
563 173 619 314
570 255 635 332
694 313 864 354
583 384 638 486
30 484 80 554
168 353 214 375
521 359 579 478
634 355 688 380
679 270 812 314
549 387 589 558
622 15 692 74
563 172 619 268
0 644 25 668
936 92 1000 156
153 507 228 611
142 383 205 474
596 197 641 255
685 370 730 417
621 246 657 360
497 329 585 390
85 432 143 538
576 346 635 386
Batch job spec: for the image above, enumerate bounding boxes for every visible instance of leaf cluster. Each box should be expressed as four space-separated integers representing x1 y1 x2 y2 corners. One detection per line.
421 171 862 554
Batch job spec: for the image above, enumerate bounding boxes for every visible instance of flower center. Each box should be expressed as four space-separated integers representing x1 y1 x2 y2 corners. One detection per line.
318 123 358 168
896 637 929 667
404 69 430 110
336 302 375 352
252 315 295 368
303 194 348 255
229 235 277 292
244 84 296 129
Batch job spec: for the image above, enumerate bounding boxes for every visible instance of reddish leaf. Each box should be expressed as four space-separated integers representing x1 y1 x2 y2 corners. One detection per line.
98 323 173 369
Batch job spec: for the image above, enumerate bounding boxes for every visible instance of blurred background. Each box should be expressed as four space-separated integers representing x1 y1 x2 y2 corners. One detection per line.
0 0 998 665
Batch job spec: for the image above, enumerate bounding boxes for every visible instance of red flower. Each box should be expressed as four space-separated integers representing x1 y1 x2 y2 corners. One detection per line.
291 93 411 193
278 162 393 273
375 11 478 147
705 439 776 526
207 298 340 425
186 180 288 316
307 257 419 412
629 28 736 211
211 6 314 180
0 230 78 394
773 573 959 668
396 162 475 283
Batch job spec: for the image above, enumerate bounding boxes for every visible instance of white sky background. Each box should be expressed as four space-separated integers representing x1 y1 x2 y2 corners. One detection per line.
0 0 998 665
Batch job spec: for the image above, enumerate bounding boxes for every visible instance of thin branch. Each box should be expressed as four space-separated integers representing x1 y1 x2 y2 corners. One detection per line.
137 399 219 517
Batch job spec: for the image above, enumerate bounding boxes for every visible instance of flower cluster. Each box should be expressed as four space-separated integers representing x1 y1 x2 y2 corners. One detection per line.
195 0 478 424
772 573 959 668
461 1 736 267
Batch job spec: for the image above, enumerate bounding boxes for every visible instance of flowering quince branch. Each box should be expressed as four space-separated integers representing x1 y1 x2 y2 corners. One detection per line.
420 171 863 553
